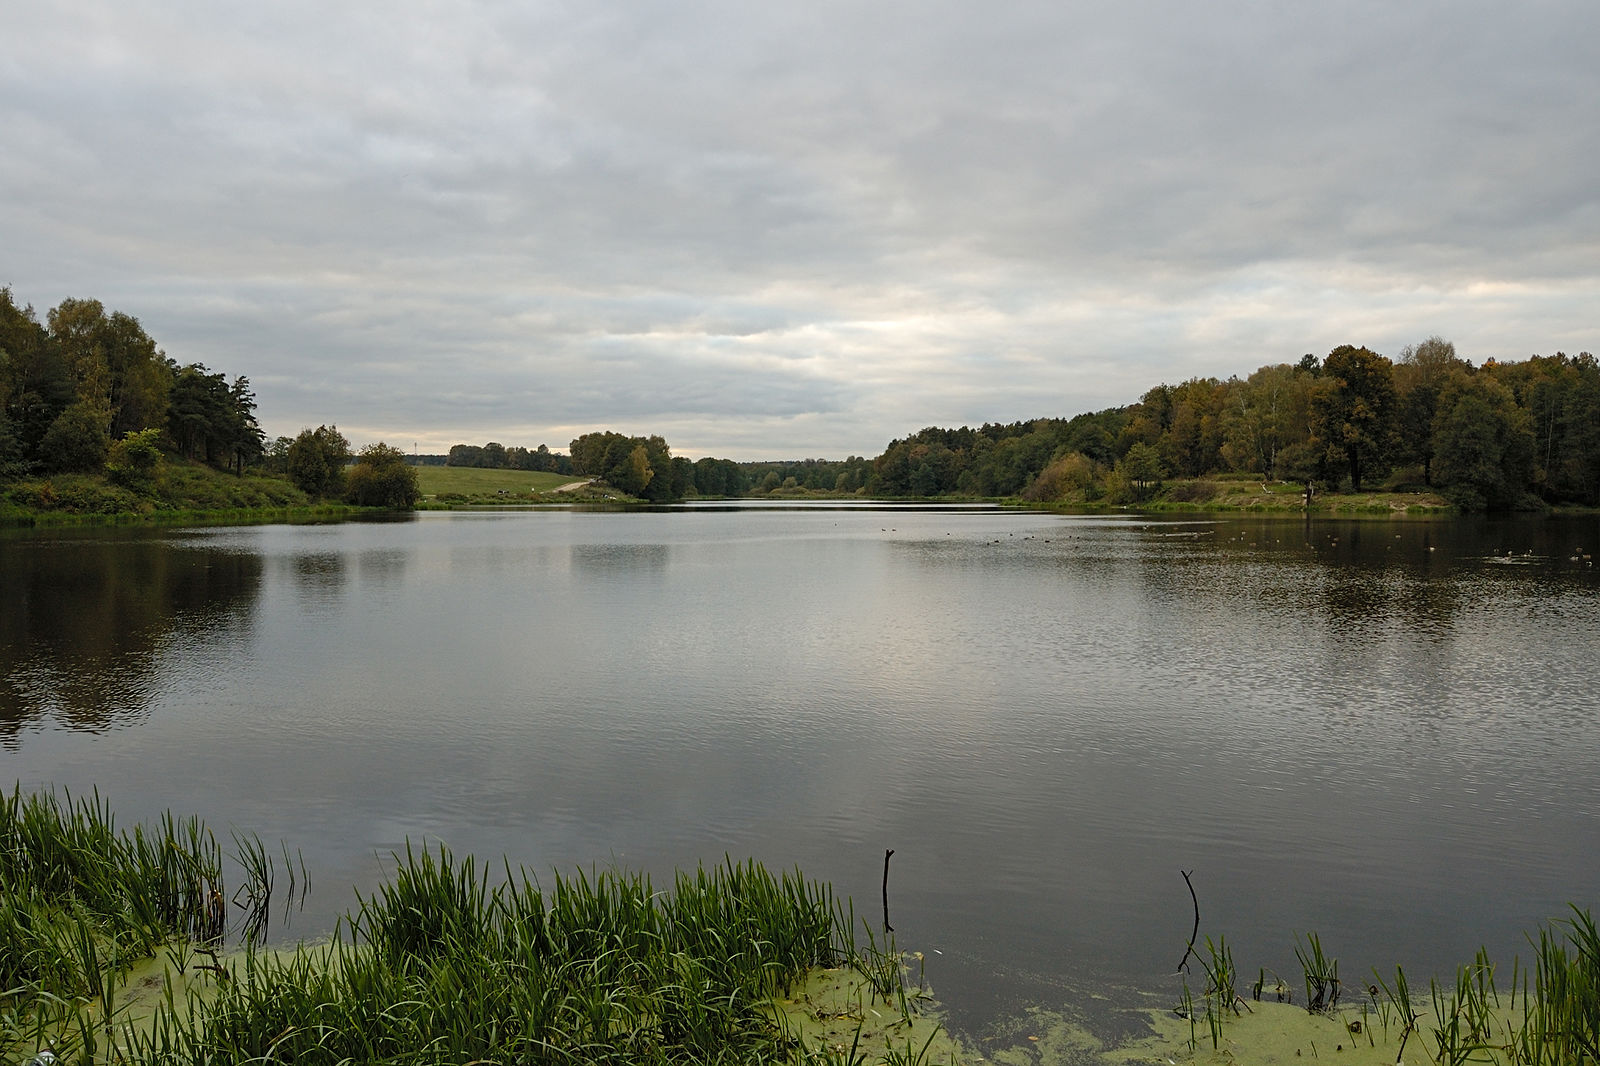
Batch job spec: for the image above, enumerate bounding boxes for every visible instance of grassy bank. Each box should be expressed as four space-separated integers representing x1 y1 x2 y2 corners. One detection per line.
718 479 1458 514
1023 476 1456 515
0 461 365 528
1135 477 1454 514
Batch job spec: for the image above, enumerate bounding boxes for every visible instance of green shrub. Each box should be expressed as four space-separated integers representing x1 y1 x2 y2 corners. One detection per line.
345 443 420 509
106 428 165 488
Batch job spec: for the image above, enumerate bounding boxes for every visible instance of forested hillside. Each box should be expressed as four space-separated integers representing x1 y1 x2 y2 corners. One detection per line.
0 288 264 479
0 288 418 515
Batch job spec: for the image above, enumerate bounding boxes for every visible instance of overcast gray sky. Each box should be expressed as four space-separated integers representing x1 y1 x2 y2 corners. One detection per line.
4 1 1596 458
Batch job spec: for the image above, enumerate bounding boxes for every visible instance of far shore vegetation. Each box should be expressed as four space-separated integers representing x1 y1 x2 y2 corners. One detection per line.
392 342 1600 516
5 285 1597 523
6 787 1599 1066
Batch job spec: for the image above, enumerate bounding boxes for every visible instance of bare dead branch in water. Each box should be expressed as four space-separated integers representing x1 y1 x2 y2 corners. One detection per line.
882 849 895 933
1176 869 1199 973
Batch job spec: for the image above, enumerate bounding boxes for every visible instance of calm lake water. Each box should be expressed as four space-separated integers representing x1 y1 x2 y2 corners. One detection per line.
3 504 1598 1036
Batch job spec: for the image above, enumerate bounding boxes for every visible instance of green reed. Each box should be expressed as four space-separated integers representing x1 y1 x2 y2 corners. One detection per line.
1296 931 1340 1013
1516 906 1600 1066
1361 912 1600 1066
1187 934 1240 1050
1200 934 1240 1014
1178 977 1199 1051
127 843 863 1065
1373 964 1421 1063
1368 910 1600 1066
0 786 290 1063
1169 913 1600 1066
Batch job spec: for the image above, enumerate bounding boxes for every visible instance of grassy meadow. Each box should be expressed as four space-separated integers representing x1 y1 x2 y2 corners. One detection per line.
415 466 589 499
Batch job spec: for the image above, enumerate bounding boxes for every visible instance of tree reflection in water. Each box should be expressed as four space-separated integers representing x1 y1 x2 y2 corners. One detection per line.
0 533 262 745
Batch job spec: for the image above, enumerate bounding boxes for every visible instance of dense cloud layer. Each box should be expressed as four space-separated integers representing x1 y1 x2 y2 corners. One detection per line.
4 1 1596 457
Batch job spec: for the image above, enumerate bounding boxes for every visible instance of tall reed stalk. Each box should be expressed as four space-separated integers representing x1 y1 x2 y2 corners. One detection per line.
0 787 291 1063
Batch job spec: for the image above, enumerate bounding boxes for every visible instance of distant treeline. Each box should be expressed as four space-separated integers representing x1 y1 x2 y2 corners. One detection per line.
446 338 1599 510
448 434 751 501
708 340 1600 511
857 340 1600 511
738 457 875 494
445 432 878 499
446 442 574 475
